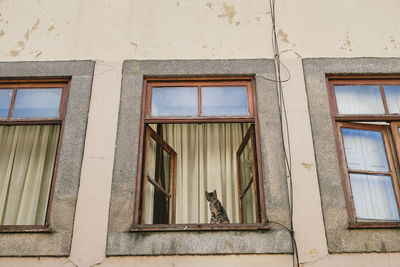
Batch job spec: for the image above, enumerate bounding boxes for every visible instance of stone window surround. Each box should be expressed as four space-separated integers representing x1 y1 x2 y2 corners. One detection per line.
0 61 94 256
107 59 292 255
303 57 400 253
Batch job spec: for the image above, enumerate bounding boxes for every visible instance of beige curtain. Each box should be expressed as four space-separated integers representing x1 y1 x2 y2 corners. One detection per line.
0 125 60 225
162 123 251 224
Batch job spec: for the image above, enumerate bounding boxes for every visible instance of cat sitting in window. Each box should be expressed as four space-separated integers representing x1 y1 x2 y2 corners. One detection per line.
205 190 230 224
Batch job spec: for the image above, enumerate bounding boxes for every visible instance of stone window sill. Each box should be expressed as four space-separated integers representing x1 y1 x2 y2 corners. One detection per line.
0 225 52 233
130 223 270 232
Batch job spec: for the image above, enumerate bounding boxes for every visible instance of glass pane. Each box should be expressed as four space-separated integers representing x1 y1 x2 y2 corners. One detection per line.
144 182 155 224
0 89 13 118
144 183 169 224
242 182 256 223
350 174 400 221
162 149 170 192
0 125 60 225
13 88 62 118
151 87 197 116
342 128 389 172
146 136 157 181
334 85 384 114
202 86 248 116
238 132 256 223
239 137 253 192
384 85 400 114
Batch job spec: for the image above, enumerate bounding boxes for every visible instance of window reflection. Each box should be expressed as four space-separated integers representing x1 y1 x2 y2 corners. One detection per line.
335 85 384 114
384 85 400 114
13 88 62 118
0 89 13 118
152 87 197 116
202 87 248 116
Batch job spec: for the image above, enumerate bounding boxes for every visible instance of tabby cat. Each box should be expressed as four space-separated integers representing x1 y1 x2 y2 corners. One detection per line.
205 190 230 224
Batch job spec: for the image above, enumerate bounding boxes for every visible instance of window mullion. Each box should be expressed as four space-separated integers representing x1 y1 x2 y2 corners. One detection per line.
8 87 17 119
198 86 202 116
380 84 390 114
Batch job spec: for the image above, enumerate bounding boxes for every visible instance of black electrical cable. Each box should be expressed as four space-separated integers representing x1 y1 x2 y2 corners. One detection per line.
256 60 291 83
267 0 299 266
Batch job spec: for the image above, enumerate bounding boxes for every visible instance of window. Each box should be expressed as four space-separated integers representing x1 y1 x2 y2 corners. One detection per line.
0 80 68 230
0 61 93 256
328 76 400 227
133 77 267 230
108 59 291 255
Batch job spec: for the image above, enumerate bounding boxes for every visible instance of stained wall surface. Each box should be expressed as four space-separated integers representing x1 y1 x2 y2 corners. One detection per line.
0 0 399 266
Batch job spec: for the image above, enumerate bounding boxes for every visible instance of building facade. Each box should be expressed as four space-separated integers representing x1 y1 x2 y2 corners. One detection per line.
0 0 400 266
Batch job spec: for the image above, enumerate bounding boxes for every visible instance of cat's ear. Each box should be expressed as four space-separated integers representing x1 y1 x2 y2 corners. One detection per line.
205 191 210 201
213 189 217 197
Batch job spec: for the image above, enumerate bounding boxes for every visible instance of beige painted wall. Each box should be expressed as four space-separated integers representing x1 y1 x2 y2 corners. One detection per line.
1 0 400 266
0 0 399 61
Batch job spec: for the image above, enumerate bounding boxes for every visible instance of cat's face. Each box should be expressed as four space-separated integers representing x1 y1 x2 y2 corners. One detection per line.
205 190 218 202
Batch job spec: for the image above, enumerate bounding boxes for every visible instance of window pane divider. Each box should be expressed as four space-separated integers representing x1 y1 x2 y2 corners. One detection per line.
7 87 17 119
240 179 253 200
0 119 63 125
147 175 171 198
347 169 392 176
335 115 400 121
380 84 390 114
144 117 255 124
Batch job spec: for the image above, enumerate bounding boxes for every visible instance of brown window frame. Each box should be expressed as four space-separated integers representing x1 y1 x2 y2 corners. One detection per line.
328 76 400 228
0 78 70 232
131 77 268 231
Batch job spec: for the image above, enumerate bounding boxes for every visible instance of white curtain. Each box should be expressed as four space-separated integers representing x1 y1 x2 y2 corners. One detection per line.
342 127 400 221
384 85 400 114
335 85 385 114
0 125 60 225
153 123 251 224
350 174 399 221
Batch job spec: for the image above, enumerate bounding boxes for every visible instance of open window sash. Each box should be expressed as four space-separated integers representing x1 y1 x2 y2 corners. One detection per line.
141 125 177 224
338 122 400 223
236 124 259 223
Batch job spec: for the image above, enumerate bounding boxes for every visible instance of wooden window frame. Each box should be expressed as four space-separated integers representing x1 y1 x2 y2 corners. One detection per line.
141 125 177 224
328 76 400 228
0 79 70 232
131 77 268 231
236 124 260 223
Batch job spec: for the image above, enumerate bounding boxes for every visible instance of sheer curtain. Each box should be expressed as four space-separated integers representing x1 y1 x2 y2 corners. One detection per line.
162 123 250 224
0 125 60 225
335 85 385 114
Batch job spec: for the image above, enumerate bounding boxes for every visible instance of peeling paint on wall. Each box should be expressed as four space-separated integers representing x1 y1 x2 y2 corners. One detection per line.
301 162 313 170
24 30 30 40
340 32 353 52
9 50 19 57
48 25 55 33
9 18 41 57
218 4 236 25
390 36 398 49
130 42 138 51
31 18 40 31
277 29 296 46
